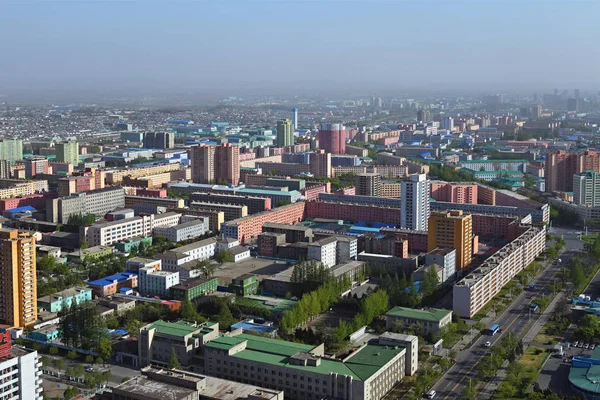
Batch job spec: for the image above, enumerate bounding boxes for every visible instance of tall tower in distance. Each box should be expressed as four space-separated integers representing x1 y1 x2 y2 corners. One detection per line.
318 123 346 154
401 174 430 231
276 119 294 147
190 145 216 184
0 229 37 328
292 108 298 130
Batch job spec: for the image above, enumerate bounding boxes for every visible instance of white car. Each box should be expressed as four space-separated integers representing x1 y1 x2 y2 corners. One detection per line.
425 390 436 399
484 341 491 347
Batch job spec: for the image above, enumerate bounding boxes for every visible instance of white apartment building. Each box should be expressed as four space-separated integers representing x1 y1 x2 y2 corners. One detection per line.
573 170 600 207
0 346 43 400
307 237 338 268
453 225 546 318
86 212 181 246
138 266 179 298
335 235 358 263
401 174 430 231
378 332 419 376
160 237 219 268
154 220 209 243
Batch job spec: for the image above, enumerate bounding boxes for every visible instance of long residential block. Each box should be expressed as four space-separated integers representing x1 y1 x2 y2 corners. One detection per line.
453 224 546 318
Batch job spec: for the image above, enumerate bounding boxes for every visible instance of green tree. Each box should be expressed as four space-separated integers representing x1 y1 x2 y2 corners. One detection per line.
102 370 112 385
73 364 85 379
194 259 216 279
95 357 104 366
507 360 525 380
180 299 203 322
97 337 113 360
40 355 51 368
215 249 234 265
125 319 144 338
421 265 440 297
55 358 65 372
167 348 181 370
85 355 94 363
67 350 78 360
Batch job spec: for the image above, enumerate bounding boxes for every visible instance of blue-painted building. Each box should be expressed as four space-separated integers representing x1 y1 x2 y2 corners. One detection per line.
37 287 93 313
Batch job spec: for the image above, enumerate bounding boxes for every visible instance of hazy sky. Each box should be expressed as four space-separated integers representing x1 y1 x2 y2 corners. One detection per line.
1 1 600 95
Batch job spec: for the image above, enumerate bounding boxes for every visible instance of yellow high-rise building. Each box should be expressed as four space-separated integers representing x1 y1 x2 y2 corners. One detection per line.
428 210 473 270
0 229 37 328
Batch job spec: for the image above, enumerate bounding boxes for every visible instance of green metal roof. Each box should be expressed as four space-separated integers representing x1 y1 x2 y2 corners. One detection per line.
460 159 528 163
147 320 215 337
385 306 452 322
207 333 404 381
569 364 600 395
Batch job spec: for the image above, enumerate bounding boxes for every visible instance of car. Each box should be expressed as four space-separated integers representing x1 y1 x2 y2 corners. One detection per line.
86 367 94 372
484 341 492 347
425 390 436 399
579 342 585 348
529 295 536 299
499 328 504 333
592 344 596 350
574 341 579 347
585 344 590 349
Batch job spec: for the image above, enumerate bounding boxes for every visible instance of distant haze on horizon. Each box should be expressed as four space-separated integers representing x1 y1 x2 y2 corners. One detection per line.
1 1 600 97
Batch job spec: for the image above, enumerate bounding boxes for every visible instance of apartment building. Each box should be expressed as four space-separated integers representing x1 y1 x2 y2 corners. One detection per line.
318 193 401 208
86 212 181 246
138 266 180 298
125 195 185 210
106 162 182 184
430 181 478 204
202 332 406 400
262 223 314 243
56 141 79 165
381 183 401 198
305 201 402 225
153 220 209 242
0 333 42 400
159 237 219 273
191 202 248 221
401 174 430 231
573 170 600 207
427 210 473 270
122 169 191 188
307 237 338 268
354 173 381 197
220 202 306 244
424 248 457 283
331 165 409 178
48 187 126 224
453 225 546 318
0 229 37 328
190 192 272 214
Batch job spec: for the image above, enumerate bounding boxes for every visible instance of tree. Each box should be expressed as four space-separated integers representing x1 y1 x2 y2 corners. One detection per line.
194 259 216 279
97 337 113 360
85 355 94 363
95 357 104 366
49 346 59 355
215 249 234 265
67 350 78 360
461 383 477 400
63 386 79 400
32 342 41 351
102 370 112 385
125 320 144 338
73 364 85 379
55 358 65 372
421 265 440 297
508 361 525 380
167 348 181 370
440 357 451 371
40 356 51 368
180 299 203 322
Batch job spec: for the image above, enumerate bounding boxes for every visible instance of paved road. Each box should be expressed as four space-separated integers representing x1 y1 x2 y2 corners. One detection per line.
431 250 575 400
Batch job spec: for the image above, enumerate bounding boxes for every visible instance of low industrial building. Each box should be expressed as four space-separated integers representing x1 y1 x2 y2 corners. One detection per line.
170 277 219 301
37 287 93 313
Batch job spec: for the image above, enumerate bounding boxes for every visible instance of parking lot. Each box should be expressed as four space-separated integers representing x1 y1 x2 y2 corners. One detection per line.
537 341 596 395
213 257 292 283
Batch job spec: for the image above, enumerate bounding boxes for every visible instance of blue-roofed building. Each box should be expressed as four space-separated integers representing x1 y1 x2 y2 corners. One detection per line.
168 119 193 125
231 319 277 337
88 271 138 297
3 205 36 219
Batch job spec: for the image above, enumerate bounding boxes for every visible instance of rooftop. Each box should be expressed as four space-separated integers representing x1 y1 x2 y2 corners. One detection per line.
205 333 404 381
143 319 218 338
385 306 452 322
113 375 194 400
37 287 91 304
88 271 138 287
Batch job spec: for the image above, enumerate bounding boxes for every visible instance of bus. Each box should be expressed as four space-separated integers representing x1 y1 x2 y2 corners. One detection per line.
487 324 500 336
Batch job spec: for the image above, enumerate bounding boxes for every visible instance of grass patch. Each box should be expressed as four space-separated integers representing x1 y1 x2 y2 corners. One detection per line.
533 316 570 346
521 345 549 369
493 346 550 400
580 234 598 246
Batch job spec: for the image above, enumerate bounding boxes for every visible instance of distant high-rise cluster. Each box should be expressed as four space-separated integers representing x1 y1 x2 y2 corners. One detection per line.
318 123 346 154
545 150 600 193
190 143 240 185
276 119 294 147
143 131 175 149
417 110 431 123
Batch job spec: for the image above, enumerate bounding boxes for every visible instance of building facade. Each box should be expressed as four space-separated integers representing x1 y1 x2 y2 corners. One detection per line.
427 210 473 270
56 141 79 165
318 123 346 154
355 173 381 197
277 119 294 147
401 174 430 231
